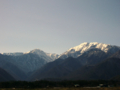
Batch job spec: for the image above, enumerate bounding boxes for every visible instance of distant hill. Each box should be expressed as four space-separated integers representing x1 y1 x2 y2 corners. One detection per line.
0 49 59 81
66 57 120 80
29 50 120 81
66 50 120 80
0 67 15 82
2 49 59 73
0 54 27 80
29 57 82 81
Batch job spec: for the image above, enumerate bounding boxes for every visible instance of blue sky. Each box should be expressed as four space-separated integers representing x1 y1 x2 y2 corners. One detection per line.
0 0 120 54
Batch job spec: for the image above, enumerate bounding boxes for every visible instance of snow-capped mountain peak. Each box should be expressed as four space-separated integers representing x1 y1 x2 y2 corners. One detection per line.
68 42 111 52
29 49 46 56
58 42 120 59
24 49 59 62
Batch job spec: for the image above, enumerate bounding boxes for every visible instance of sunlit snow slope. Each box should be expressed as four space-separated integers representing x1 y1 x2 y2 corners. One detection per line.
58 42 120 59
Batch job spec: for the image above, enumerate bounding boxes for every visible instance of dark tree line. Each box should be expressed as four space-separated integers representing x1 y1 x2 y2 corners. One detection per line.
0 80 119 88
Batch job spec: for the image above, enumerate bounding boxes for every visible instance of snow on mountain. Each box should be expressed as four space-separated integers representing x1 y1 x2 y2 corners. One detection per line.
27 49 53 62
25 49 59 61
2 52 23 56
58 42 120 59
1 49 59 73
2 49 59 62
46 53 59 60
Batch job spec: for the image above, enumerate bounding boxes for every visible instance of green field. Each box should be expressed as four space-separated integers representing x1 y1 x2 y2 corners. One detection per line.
0 87 120 90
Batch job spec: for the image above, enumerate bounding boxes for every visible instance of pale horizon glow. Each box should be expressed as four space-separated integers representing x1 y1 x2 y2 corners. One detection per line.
0 0 120 54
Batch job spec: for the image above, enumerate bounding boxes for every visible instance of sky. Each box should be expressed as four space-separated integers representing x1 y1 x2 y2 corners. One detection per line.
0 0 120 54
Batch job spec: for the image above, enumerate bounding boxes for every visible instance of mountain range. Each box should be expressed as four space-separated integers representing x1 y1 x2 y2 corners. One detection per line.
0 42 120 81
0 49 59 80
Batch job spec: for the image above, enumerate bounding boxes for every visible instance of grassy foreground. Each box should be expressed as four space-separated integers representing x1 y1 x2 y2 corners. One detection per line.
0 87 120 90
